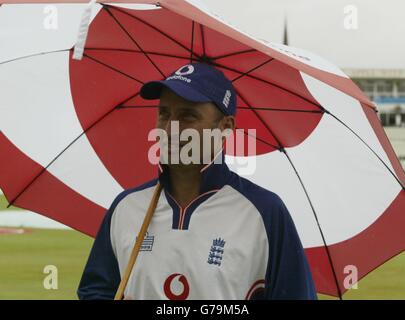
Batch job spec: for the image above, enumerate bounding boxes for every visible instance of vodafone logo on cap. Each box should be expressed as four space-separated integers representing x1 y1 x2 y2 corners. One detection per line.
163 273 190 300
175 65 195 76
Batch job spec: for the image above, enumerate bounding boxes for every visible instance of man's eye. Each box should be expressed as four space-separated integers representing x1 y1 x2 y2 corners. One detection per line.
159 111 170 119
182 113 198 120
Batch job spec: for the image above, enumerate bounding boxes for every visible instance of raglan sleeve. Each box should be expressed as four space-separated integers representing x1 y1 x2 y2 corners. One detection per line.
264 196 317 300
77 200 121 300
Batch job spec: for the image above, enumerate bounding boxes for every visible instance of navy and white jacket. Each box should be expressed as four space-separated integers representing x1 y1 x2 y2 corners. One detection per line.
77 153 317 300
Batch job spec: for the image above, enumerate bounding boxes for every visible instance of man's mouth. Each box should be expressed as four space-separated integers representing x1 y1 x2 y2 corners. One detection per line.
161 137 189 150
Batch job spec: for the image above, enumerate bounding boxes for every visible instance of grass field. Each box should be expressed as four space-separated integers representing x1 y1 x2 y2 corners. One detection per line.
0 227 404 300
0 228 92 300
0 194 22 211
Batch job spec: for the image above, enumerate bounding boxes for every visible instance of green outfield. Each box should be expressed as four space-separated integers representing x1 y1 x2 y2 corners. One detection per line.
0 227 404 300
0 194 22 211
0 228 93 300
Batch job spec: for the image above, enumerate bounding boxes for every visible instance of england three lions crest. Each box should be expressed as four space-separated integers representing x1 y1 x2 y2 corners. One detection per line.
207 237 226 266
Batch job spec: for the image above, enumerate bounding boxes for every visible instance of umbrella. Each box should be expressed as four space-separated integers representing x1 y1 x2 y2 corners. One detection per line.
0 0 404 298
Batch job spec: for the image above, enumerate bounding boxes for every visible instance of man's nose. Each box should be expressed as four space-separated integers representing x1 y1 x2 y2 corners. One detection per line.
164 119 174 133
164 118 181 133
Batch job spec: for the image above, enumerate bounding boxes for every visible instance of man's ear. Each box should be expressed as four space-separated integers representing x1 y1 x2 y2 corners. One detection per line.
220 116 235 132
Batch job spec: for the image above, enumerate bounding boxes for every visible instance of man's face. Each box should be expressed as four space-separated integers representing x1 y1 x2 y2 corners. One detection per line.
157 87 234 166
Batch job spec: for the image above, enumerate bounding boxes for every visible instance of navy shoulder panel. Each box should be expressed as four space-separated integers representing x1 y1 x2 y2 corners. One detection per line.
77 178 158 300
110 178 159 212
227 172 317 300
227 172 285 221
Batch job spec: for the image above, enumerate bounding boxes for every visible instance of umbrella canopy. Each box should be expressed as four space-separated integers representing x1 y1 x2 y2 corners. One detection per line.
0 0 404 298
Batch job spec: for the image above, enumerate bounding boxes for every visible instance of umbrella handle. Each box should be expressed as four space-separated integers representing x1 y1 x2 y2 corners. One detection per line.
114 182 163 300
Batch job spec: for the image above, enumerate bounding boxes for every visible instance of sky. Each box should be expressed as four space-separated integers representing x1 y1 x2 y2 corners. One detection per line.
202 0 405 69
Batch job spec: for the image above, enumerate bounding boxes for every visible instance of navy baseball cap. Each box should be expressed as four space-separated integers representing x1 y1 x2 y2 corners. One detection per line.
140 63 237 116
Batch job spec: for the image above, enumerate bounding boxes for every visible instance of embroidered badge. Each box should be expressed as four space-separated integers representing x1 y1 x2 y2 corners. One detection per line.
207 237 226 266
139 232 154 252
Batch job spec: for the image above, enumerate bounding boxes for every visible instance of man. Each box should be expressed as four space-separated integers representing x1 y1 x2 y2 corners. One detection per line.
77 62 317 300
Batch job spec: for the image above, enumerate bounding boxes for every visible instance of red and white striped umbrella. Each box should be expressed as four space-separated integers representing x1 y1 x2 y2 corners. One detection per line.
0 0 404 297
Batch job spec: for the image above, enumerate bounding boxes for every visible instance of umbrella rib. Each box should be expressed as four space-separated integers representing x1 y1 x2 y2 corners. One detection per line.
105 4 203 62
231 57 275 83
212 49 258 61
116 105 158 109
200 24 206 57
327 112 405 189
211 61 324 110
103 5 166 79
237 107 323 113
190 20 195 63
97 5 261 73
83 53 144 84
85 48 199 63
282 150 343 299
236 127 280 150
0 49 71 66
6 92 141 209
93 5 259 68
117 104 322 114
234 88 284 149
222 57 287 149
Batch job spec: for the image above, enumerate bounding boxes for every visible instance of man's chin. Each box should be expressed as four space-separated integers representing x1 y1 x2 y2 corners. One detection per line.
159 148 218 166
164 160 202 167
